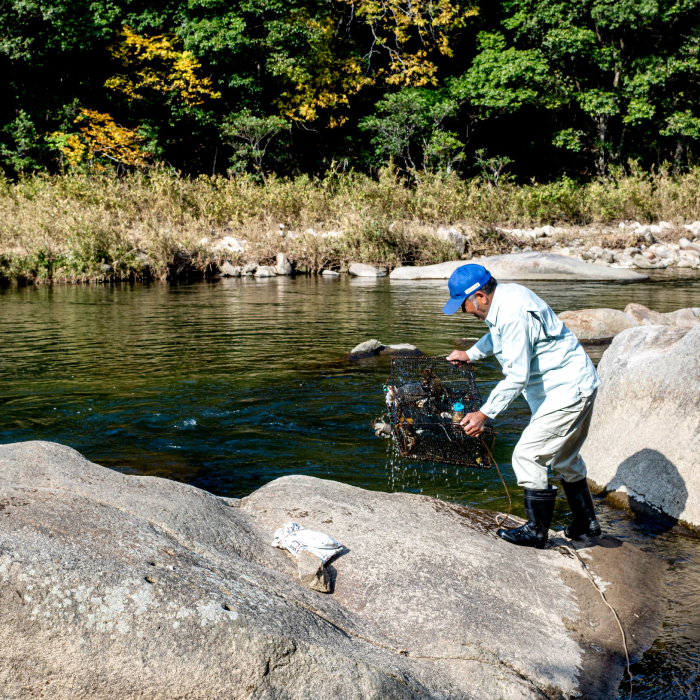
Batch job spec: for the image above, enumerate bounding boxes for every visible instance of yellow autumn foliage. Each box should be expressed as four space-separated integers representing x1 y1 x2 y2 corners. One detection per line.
48 109 150 169
273 16 370 126
105 25 221 106
345 0 478 86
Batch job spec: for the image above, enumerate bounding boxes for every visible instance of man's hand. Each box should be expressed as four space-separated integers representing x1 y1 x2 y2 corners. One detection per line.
460 410 488 437
446 350 469 365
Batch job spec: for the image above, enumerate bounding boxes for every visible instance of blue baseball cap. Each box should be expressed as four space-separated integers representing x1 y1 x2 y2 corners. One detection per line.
442 264 492 315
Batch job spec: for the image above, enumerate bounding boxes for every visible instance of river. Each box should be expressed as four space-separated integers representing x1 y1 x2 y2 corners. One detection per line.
1 272 699 698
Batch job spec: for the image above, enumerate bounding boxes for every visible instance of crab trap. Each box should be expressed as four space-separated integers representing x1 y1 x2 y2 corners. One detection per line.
382 356 496 468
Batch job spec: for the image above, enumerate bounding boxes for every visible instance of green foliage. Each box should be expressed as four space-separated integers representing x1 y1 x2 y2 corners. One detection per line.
360 88 463 174
0 111 43 175
223 111 290 183
2 0 700 179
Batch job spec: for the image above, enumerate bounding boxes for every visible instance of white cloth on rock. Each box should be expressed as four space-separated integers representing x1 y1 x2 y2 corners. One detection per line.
271 521 344 563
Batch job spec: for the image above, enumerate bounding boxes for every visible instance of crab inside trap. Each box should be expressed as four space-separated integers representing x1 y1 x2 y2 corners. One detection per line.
383 356 495 468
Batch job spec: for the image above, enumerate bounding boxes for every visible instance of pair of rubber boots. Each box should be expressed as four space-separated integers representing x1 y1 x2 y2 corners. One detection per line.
497 478 601 550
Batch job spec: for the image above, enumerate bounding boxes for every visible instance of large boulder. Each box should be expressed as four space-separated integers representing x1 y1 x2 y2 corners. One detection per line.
662 308 700 329
623 303 673 326
390 252 648 281
348 263 387 278
581 326 700 530
559 308 639 342
0 441 666 700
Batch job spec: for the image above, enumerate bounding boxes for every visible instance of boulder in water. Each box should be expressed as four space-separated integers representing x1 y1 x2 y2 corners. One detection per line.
582 325 700 530
559 308 639 342
254 265 277 278
389 252 648 281
348 339 421 359
348 263 387 278
0 441 667 700
275 253 293 276
219 261 241 277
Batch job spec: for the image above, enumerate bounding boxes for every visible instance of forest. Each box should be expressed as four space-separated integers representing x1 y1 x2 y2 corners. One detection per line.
4 0 700 182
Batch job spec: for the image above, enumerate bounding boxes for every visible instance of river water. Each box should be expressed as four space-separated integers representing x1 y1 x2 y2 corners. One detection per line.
1 272 699 698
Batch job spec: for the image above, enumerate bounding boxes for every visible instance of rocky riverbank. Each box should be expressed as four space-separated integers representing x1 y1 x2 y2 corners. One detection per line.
0 440 667 699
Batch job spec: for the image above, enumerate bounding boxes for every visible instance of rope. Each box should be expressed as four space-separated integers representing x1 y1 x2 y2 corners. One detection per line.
479 437 633 697
480 436 512 528
557 542 633 698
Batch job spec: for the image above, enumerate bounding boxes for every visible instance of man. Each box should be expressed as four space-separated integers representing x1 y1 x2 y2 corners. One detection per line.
443 264 602 549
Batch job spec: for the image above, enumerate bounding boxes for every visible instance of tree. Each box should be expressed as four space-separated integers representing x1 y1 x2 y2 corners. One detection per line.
223 111 290 183
360 88 462 175
47 109 151 170
457 0 700 176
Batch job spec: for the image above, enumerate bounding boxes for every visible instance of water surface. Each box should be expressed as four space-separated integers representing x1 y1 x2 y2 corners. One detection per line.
1 272 699 698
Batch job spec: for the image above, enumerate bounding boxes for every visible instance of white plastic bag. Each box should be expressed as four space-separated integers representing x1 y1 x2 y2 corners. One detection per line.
271 521 344 563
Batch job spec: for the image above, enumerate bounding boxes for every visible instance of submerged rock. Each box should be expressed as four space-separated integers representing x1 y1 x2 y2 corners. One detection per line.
582 326 700 530
348 340 422 359
348 263 387 278
321 269 340 277
0 442 667 700
389 253 648 281
559 308 639 341
348 338 384 358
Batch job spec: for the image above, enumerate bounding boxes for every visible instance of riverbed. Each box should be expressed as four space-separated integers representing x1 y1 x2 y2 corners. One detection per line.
1 272 699 698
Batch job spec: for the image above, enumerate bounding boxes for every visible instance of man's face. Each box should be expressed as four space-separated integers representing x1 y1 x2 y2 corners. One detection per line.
461 291 490 320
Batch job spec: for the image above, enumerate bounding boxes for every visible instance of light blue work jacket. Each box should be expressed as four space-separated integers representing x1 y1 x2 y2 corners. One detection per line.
466 283 600 419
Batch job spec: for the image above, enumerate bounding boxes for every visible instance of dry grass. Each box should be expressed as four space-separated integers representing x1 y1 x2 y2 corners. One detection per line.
2 165 700 283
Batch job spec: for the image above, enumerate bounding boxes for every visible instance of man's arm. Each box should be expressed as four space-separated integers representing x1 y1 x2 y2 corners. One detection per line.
478 317 532 419
446 332 493 365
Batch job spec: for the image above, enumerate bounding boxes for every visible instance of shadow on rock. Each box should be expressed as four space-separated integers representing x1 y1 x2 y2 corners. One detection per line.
602 448 688 534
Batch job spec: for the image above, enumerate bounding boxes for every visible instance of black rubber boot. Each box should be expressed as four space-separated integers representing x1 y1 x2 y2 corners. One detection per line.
497 486 557 550
561 478 602 539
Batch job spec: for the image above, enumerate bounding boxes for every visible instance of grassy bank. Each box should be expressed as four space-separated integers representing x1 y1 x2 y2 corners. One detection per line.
3 166 700 283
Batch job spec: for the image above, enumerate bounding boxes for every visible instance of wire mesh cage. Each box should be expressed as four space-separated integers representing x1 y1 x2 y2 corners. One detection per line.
384 356 495 468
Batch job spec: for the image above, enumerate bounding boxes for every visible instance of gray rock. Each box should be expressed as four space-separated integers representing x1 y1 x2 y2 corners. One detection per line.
662 308 700 328
378 343 423 357
624 303 673 326
275 253 292 276
254 265 277 278
613 252 635 267
436 226 467 255
348 263 387 278
101 263 113 274
559 308 639 342
0 441 667 700
624 247 642 256
242 262 258 276
348 339 384 359
219 261 241 277
632 254 654 269
582 326 700 530
297 550 331 593
321 269 340 277
389 253 648 281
